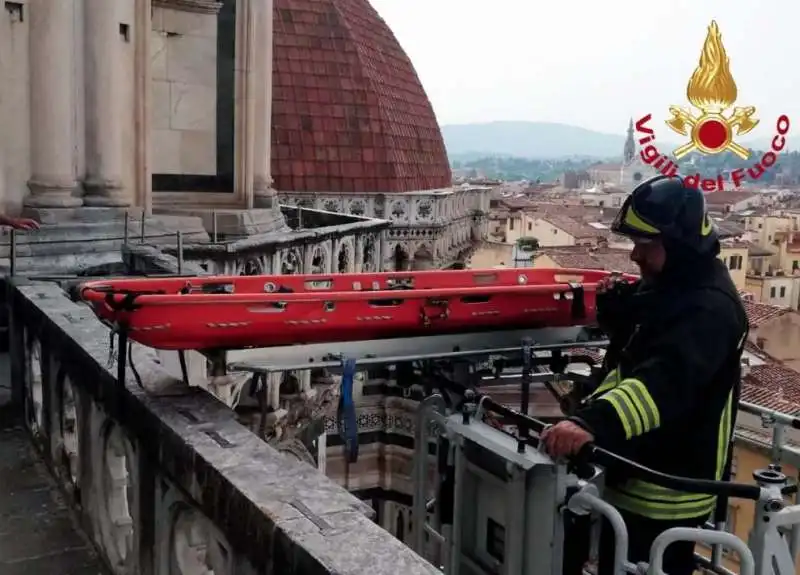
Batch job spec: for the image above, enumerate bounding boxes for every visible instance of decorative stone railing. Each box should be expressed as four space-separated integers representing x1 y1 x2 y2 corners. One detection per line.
8 278 439 575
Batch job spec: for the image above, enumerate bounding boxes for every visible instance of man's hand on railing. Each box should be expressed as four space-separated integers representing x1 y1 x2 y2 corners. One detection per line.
541 420 594 458
0 214 40 231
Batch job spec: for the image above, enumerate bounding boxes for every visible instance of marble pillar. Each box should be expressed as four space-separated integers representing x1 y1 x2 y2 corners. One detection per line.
252 0 277 209
379 231 388 272
354 236 365 273
25 0 82 209
233 0 256 206
83 0 129 207
267 372 282 409
317 432 327 474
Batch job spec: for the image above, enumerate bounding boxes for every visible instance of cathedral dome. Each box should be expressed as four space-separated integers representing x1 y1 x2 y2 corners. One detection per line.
271 0 452 194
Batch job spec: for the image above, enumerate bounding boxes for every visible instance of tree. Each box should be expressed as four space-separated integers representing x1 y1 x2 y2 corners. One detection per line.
516 237 539 251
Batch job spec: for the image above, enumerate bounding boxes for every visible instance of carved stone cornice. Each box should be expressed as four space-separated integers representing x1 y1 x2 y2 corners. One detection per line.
153 0 223 14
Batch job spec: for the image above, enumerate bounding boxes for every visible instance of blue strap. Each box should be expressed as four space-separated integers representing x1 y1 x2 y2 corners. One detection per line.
337 357 359 463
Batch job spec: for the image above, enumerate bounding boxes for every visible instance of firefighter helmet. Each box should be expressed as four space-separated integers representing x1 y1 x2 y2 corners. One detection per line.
611 175 718 255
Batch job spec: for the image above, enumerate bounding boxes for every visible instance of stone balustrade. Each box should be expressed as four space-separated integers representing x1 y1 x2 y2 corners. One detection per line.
7 277 439 575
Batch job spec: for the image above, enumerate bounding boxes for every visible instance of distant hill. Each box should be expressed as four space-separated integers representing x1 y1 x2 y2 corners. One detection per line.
441 121 768 161
441 122 632 160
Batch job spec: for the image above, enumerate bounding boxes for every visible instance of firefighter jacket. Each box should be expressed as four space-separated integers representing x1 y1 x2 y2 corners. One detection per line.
571 258 748 521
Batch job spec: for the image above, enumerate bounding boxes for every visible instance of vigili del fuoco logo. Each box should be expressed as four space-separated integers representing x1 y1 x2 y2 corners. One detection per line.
634 21 790 192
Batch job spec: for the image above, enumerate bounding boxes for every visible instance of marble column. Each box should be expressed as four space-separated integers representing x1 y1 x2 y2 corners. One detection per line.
234 0 257 205
83 0 129 207
354 235 365 273
25 0 82 208
252 0 277 209
379 231 388 272
134 0 152 214
316 432 327 474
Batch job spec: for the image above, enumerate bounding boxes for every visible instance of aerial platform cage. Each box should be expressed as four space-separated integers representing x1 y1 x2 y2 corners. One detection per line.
227 323 800 575
392 331 800 575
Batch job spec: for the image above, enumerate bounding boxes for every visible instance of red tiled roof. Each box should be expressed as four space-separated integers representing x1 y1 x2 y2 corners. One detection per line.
271 0 451 194
742 300 792 327
742 363 800 414
538 247 639 275
539 215 609 239
704 191 758 206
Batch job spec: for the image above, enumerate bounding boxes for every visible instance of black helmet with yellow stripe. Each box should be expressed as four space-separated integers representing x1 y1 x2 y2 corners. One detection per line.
611 175 719 256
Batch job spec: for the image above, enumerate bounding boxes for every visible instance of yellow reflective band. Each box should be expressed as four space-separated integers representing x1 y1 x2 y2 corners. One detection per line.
701 213 713 236
599 378 661 438
624 205 660 235
621 378 660 429
601 393 637 439
605 480 716 520
589 368 620 399
716 391 734 479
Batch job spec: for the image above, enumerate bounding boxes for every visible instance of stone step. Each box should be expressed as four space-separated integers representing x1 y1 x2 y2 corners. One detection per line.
0 215 210 273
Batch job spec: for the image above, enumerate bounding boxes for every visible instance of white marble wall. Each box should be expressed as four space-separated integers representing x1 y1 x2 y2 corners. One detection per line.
0 4 31 214
119 0 138 202
151 7 217 175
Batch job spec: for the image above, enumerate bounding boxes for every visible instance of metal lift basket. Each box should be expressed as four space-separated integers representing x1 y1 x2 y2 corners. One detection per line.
78 268 633 351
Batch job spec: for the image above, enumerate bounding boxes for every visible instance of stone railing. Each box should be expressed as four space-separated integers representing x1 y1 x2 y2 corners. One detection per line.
8 278 439 575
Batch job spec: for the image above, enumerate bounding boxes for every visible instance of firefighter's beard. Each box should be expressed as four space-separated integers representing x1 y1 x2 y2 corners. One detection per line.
630 241 666 284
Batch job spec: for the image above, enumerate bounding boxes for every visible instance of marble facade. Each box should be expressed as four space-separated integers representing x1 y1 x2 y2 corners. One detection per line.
0 0 279 220
151 6 220 177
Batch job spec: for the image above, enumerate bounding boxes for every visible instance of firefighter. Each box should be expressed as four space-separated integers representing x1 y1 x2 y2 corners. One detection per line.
542 175 748 575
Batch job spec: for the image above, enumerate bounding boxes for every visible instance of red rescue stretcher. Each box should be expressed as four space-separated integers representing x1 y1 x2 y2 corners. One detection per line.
79 268 634 351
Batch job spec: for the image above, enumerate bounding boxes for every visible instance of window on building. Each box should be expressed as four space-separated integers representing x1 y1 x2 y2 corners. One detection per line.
793 260 799 271
528 222 532 231
781 286 786 298
728 255 743 270
771 286 777 298
509 219 514 231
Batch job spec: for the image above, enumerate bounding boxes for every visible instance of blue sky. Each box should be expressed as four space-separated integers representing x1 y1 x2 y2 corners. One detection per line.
369 0 798 140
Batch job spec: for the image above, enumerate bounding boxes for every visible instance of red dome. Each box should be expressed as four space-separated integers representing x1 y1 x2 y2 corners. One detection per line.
271 0 452 194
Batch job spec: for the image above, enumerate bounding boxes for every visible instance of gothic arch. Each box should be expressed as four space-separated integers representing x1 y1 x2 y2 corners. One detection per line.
240 257 264 276
310 245 328 274
281 249 302 275
392 244 409 271
412 244 434 270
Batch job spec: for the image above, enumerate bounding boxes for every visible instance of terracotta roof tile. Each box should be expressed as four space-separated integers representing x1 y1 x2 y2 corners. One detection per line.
704 191 758 206
742 300 792 327
538 215 610 240
742 363 800 414
271 0 451 193
537 246 639 275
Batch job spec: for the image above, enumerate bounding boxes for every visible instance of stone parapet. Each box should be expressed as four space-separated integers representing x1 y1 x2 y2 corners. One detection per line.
8 279 439 574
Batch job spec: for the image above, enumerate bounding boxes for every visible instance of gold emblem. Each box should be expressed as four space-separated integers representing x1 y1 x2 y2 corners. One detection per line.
666 21 758 160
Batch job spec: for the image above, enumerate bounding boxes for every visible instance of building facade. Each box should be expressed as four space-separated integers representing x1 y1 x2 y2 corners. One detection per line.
0 0 489 272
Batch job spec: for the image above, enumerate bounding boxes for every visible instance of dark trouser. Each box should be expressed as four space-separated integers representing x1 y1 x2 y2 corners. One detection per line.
563 509 703 575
